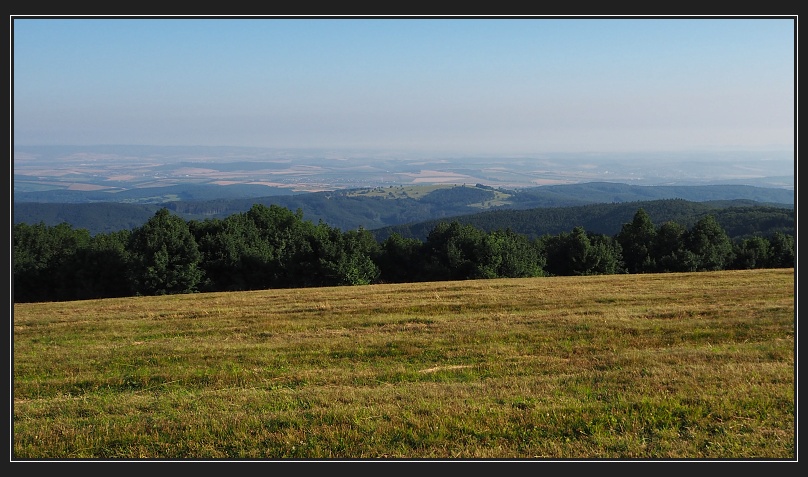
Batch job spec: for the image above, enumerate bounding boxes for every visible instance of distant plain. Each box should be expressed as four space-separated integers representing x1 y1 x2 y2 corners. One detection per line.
13 145 795 196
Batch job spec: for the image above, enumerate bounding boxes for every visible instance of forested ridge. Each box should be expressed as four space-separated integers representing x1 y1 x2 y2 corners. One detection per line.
372 199 795 242
13 203 795 303
14 182 794 235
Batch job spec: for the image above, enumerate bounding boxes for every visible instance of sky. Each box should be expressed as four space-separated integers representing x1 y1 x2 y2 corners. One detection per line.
11 16 796 155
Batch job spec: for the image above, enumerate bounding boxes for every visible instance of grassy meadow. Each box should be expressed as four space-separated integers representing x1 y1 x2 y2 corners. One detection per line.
13 269 795 460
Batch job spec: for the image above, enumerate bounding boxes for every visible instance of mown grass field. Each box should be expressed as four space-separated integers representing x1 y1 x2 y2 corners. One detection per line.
13 269 795 460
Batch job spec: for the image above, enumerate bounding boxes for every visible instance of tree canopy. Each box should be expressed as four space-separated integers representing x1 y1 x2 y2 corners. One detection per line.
12 205 795 303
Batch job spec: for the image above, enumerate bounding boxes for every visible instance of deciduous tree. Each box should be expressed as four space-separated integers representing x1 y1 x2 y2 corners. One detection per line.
128 208 203 296
617 208 656 273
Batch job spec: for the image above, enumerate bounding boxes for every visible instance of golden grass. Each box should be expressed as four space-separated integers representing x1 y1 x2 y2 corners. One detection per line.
13 269 795 460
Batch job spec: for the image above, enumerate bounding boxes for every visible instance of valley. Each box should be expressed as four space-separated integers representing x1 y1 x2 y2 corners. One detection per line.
13 145 795 198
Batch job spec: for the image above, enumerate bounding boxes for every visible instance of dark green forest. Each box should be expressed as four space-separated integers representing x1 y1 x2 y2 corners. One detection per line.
371 199 795 242
13 204 795 303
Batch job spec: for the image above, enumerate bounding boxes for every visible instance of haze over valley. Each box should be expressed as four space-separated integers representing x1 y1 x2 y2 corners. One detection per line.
13 145 795 200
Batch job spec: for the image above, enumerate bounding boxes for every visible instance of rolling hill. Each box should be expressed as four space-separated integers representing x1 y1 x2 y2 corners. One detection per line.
13 181 795 237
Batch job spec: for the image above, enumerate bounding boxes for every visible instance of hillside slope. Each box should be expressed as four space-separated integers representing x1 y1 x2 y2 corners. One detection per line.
371 199 795 242
14 182 794 236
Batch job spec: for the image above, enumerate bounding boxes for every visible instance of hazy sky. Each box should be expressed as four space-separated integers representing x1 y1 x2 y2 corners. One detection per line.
12 16 795 155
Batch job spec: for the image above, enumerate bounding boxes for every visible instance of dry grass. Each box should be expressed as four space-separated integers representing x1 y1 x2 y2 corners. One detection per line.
13 269 795 460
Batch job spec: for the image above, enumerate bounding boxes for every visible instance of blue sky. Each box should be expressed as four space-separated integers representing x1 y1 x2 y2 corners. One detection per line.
12 17 795 155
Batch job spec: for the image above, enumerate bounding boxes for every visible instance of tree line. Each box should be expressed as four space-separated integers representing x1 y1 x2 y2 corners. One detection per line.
12 204 795 303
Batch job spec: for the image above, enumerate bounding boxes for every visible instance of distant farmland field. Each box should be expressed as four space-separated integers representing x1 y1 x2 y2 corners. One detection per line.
13 269 795 459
